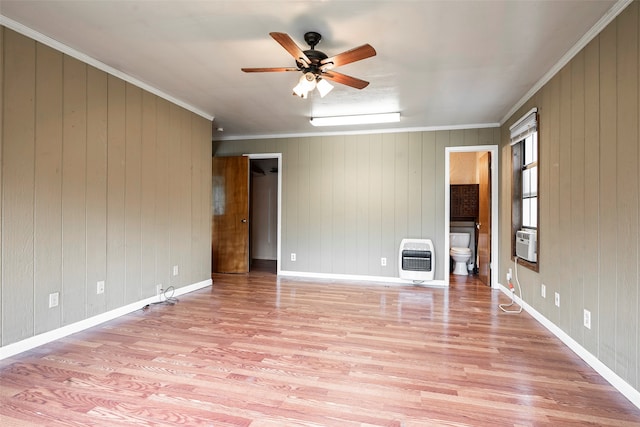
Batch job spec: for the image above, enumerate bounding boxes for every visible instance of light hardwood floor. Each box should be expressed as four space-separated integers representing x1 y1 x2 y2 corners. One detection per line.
1 268 639 426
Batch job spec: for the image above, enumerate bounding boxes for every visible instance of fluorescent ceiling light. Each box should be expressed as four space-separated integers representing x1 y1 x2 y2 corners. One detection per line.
310 112 401 127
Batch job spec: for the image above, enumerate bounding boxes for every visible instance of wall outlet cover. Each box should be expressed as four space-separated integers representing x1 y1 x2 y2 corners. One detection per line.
97 281 105 295
541 283 546 298
49 292 59 308
381 257 387 266
583 309 592 329
291 253 296 261
172 265 179 276
554 292 560 307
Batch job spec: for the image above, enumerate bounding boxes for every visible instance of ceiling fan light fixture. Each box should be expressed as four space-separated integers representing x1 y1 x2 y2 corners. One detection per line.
292 82 308 98
293 72 317 98
243 32 376 97
316 78 334 98
310 112 401 127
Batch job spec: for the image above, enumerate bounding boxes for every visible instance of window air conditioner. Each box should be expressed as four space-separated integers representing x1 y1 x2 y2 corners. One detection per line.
516 230 537 262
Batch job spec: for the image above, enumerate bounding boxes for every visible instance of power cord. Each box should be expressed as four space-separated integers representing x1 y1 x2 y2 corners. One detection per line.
142 286 179 310
500 256 523 314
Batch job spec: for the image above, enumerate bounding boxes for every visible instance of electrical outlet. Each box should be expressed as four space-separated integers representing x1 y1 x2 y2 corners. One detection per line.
584 309 591 329
172 265 179 276
291 253 296 261
506 271 511 282
97 281 105 295
49 292 59 308
156 284 163 296
541 283 546 298
554 292 560 307
381 257 387 266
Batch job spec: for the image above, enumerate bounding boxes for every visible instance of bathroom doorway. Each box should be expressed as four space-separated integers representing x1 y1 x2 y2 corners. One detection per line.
445 146 498 288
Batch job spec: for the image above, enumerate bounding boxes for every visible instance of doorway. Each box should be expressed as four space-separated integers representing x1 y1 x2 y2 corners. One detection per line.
248 153 282 274
249 157 279 273
445 146 498 288
211 153 282 275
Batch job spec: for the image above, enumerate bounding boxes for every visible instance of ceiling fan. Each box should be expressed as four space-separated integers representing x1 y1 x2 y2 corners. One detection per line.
241 31 376 98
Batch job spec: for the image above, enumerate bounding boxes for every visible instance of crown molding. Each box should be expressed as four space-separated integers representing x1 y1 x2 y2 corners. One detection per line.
500 0 632 126
0 15 214 122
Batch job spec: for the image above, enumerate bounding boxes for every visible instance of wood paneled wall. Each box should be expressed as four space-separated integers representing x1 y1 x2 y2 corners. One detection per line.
214 128 500 281
500 1 640 391
0 27 212 347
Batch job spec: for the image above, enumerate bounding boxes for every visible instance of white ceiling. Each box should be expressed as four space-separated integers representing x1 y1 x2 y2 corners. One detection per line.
0 1 624 141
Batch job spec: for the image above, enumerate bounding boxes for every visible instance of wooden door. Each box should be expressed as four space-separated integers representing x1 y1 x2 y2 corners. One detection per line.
477 152 491 286
212 156 249 273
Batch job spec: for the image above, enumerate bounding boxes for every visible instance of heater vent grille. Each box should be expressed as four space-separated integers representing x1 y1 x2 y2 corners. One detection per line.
402 250 431 271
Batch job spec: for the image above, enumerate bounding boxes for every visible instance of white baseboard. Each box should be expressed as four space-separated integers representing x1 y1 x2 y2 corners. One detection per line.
0 279 212 360
497 283 640 410
278 270 446 287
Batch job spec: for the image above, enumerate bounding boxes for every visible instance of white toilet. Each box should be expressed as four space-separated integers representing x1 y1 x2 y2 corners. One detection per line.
450 232 472 276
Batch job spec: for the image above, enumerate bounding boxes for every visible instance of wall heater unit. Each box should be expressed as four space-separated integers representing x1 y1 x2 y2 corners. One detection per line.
399 239 435 282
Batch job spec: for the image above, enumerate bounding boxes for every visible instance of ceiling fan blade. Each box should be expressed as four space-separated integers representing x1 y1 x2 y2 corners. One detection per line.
320 44 376 70
322 71 369 89
241 67 300 73
269 32 311 66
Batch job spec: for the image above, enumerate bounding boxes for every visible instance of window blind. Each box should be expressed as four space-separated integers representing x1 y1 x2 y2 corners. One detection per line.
509 107 538 145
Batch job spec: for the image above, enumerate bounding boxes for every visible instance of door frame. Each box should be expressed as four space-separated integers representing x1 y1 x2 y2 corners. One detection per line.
246 153 282 274
444 145 499 288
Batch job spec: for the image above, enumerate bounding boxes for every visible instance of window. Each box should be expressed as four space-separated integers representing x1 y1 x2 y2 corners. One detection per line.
521 132 538 229
510 108 539 270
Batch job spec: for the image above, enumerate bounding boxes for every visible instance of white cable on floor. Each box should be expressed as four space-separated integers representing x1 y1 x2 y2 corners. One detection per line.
500 256 523 314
